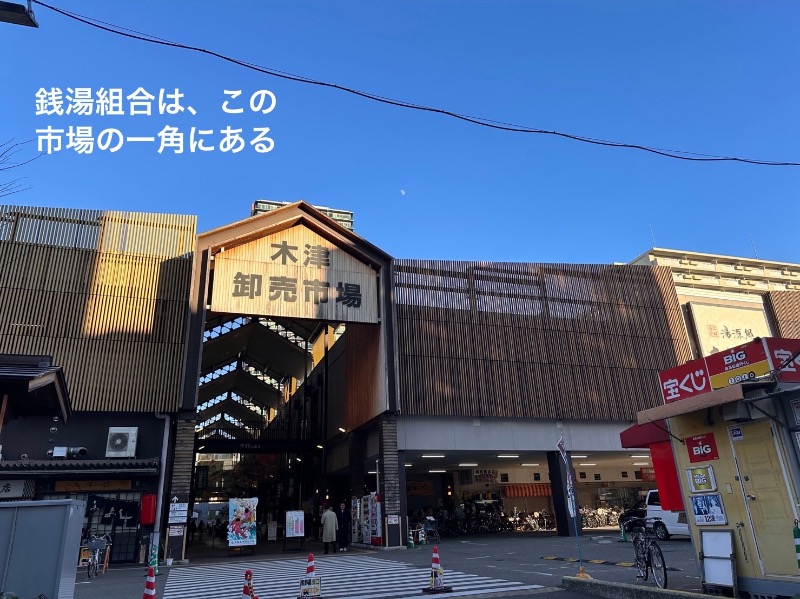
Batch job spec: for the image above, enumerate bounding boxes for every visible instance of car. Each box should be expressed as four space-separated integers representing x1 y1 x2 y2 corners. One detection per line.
620 491 690 541
619 498 647 528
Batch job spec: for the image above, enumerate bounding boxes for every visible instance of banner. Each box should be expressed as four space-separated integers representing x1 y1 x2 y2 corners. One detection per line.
556 435 576 518
87 494 139 528
228 497 258 546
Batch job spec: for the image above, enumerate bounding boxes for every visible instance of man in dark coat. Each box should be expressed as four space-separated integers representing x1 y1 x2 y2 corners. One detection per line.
336 501 352 552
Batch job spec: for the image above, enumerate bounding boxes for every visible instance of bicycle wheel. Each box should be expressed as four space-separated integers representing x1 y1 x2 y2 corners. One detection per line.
87 558 97 579
648 544 667 589
633 533 648 581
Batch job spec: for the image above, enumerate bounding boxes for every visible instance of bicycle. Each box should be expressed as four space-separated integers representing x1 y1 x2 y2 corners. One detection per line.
624 516 667 589
85 536 108 579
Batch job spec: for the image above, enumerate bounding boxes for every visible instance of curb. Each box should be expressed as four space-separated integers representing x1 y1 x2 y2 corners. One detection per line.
561 577 707 599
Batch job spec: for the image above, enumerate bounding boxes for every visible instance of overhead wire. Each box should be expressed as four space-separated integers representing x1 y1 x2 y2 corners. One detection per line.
30 0 800 167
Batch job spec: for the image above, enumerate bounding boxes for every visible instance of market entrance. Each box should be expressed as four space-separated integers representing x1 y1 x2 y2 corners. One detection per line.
178 203 396 558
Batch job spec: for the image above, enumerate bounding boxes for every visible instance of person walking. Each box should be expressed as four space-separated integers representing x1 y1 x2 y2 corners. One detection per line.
320 504 338 554
337 501 351 552
188 519 197 541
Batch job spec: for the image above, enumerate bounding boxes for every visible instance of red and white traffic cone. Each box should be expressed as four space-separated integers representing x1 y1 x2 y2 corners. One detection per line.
142 566 157 599
306 553 316 576
422 545 453 594
242 569 259 599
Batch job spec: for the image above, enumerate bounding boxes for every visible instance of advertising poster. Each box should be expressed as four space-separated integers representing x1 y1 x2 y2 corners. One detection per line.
690 494 727 525
227 497 258 546
285 510 305 538
686 465 717 493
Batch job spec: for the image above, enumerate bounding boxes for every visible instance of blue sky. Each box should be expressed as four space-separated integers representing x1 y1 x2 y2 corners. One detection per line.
3 1 799 264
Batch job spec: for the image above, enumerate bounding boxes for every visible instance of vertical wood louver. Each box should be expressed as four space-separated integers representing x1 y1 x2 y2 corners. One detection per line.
0 206 196 412
393 260 691 421
766 291 800 339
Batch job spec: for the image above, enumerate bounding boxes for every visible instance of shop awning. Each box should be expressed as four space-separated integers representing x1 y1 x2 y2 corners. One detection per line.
502 483 552 498
619 421 670 448
636 383 749 425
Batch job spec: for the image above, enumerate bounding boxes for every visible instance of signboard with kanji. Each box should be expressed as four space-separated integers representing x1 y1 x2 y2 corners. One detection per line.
659 358 709 403
705 339 770 390
764 337 800 383
209 225 378 323
688 302 771 357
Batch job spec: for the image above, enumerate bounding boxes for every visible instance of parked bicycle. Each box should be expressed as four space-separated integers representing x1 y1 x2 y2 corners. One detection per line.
85 534 110 579
624 516 667 588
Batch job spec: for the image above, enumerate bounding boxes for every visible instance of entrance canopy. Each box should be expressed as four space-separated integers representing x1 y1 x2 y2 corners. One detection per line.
186 202 395 447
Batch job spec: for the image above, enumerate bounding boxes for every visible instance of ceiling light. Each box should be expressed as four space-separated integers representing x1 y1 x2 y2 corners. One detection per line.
521 463 539 467
571 455 588 459
633 462 650 466
422 455 445 458
497 454 519 458
630 455 649 458
316 445 323 449
296 457 302 462
429 470 446 473
579 463 596 466
458 463 478 467
405 464 412 467
338 427 346 433
368 471 377 474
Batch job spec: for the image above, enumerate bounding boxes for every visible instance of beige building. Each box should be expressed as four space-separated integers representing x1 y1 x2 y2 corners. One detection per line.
630 248 800 358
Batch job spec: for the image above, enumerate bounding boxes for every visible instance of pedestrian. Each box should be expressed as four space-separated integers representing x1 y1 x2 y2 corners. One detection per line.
188 519 197 541
198 520 205 541
337 501 351 551
320 504 338 554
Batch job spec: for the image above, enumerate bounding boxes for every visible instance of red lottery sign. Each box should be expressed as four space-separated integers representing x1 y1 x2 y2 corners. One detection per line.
686 433 719 463
658 358 709 403
764 337 800 383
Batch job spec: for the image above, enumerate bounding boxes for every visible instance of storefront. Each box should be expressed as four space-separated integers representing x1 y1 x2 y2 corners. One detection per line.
639 337 800 598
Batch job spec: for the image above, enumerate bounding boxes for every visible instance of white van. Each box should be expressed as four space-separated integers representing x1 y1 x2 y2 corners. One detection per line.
645 490 690 540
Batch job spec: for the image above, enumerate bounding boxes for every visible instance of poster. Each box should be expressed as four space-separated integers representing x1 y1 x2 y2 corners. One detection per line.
686 465 717 493
285 510 305 538
228 497 258 546
690 494 727 525
299 576 322 597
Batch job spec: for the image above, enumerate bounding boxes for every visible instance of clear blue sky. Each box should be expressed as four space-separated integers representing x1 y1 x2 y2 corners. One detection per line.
3 1 799 264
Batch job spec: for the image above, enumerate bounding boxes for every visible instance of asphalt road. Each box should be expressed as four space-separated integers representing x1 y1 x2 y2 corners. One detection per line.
71 531 701 599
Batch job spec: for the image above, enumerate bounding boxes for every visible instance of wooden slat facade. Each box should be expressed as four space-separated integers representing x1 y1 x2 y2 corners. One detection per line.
393 260 691 421
0 206 196 412
766 291 800 338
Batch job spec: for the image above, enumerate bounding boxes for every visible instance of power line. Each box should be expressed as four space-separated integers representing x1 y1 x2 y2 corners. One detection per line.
31 0 800 167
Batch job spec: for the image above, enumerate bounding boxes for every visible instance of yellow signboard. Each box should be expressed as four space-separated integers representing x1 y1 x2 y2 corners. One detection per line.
709 361 771 389
55 480 132 492
210 225 378 323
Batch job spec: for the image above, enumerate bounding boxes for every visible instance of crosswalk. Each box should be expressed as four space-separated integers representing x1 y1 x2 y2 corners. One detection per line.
163 554 546 598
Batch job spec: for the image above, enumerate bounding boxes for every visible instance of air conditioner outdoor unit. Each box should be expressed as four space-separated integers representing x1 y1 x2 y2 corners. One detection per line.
106 427 138 458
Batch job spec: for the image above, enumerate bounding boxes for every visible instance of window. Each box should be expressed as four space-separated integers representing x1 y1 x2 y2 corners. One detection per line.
500 473 509 483
594 474 601 481
634 470 642 480
647 491 660 506
621 471 628 478
533 472 541 481
579 472 586 479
